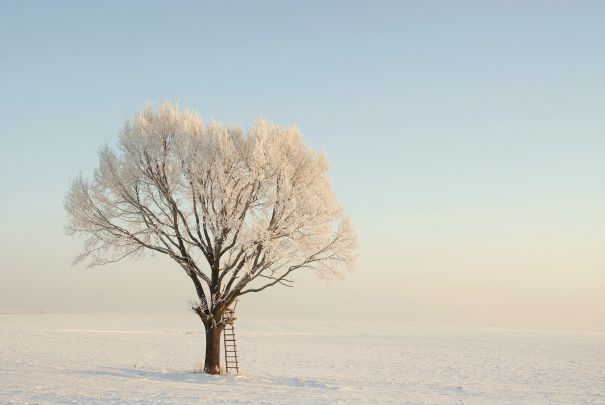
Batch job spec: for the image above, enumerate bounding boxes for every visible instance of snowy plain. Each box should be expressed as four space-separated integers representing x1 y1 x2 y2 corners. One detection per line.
1 312 604 404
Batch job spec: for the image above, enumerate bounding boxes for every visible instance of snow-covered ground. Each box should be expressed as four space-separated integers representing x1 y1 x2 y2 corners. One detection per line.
1 313 603 404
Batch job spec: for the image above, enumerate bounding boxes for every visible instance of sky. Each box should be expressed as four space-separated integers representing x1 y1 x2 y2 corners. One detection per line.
0 1 604 331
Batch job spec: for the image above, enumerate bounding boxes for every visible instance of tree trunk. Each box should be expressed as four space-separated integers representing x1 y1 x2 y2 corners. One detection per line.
203 323 223 375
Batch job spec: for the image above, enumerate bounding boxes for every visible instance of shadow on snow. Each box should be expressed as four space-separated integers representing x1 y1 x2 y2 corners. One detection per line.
69 367 339 390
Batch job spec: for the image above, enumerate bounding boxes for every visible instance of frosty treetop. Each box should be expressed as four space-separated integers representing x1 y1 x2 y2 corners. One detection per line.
65 102 357 319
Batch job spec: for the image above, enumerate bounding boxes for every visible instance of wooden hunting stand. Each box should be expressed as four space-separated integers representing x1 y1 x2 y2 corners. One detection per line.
222 300 239 374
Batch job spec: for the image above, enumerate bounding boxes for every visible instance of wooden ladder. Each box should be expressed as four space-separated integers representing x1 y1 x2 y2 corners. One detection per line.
223 307 239 374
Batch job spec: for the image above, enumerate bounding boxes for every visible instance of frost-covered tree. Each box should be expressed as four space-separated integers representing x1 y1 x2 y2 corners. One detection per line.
65 103 357 374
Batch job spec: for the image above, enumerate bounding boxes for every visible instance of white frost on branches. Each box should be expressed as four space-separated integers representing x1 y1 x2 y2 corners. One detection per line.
65 102 357 317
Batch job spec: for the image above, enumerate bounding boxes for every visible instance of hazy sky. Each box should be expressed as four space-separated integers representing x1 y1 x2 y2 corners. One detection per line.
1 1 604 331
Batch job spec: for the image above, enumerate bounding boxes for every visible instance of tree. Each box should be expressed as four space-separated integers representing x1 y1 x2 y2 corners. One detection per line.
65 102 357 374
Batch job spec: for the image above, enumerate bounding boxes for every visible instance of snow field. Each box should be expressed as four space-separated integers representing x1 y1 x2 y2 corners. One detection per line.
1 313 603 404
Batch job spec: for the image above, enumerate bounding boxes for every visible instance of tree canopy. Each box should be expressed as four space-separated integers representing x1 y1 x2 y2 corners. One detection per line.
65 103 357 323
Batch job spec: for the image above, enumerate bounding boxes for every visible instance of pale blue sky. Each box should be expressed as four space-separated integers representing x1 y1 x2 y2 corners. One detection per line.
1 1 604 330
